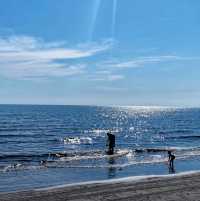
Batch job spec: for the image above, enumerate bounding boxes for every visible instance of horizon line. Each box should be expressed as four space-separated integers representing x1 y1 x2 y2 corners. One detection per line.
0 103 199 109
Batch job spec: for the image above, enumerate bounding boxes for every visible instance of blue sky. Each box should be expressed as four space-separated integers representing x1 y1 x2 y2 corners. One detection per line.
0 0 200 106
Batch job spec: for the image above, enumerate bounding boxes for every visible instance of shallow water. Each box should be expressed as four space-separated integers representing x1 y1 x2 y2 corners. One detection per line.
1 105 200 192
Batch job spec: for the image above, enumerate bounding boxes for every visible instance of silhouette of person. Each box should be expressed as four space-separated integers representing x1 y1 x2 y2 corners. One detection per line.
168 151 175 170
106 132 115 155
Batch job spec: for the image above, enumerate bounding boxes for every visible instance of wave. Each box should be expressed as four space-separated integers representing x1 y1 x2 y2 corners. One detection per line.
2 148 200 172
0 149 131 172
0 153 51 162
0 134 55 138
0 149 106 162
57 149 130 162
133 146 200 153
134 147 176 153
84 129 120 135
2 147 200 173
43 152 200 169
0 163 45 172
0 128 45 132
0 134 33 138
63 137 93 145
159 129 194 135
0 146 198 163
1 154 195 171
84 129 108 134
1 145 199 161
0 138 59 145
166 135 200 140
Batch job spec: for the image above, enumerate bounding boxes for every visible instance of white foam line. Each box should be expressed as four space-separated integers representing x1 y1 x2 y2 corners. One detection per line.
54 149 130 162
35 170 200 192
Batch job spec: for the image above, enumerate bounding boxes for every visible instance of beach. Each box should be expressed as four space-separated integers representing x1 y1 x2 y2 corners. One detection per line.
1 172 200 201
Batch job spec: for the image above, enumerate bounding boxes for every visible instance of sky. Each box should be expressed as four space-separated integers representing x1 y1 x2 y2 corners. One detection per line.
0 0 200 106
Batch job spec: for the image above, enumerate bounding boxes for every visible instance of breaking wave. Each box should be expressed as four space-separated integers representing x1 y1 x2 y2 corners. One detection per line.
63 137 93 145
2 147 200 172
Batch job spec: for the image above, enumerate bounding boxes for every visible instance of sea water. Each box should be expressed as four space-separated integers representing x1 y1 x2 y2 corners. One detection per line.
1 105 200 192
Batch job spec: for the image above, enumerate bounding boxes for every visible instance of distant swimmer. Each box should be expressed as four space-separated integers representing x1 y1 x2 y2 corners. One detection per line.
106 131 115 155
168 151 175 169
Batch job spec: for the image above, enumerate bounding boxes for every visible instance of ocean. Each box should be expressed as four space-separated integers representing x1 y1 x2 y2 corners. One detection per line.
1 104 200 192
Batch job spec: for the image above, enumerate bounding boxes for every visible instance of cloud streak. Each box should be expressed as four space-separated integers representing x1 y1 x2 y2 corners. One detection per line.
103 56 181 68
0 35 112 79
102 55 200 69
89 72 124 81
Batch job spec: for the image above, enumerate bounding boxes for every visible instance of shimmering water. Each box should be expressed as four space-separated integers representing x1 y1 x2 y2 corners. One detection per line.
1 105 200 192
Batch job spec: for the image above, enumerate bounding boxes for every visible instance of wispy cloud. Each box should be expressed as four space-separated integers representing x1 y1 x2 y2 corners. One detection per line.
86 70 124 82
89 73 124 81
90 55 199 82
0 35 113 79
107 74 124 81
95 86 127 92
103 55 181 68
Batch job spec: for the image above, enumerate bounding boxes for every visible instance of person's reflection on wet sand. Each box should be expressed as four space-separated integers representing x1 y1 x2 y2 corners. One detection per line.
168 166 175 174
107 157 117 179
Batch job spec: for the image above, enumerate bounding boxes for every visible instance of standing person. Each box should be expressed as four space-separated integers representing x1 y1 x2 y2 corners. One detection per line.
106 132 115 155
168 151 175 169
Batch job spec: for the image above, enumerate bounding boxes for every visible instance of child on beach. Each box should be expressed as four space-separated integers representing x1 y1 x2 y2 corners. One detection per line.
168 151 175 169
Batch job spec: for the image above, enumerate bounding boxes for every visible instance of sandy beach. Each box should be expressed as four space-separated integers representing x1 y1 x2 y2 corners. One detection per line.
1 172 200 201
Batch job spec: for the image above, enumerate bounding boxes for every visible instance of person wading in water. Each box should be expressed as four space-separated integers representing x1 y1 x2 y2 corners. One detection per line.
168 150 175 173
106 131 115 155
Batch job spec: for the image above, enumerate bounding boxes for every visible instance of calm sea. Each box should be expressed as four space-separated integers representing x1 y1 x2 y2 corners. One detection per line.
1 104 200 192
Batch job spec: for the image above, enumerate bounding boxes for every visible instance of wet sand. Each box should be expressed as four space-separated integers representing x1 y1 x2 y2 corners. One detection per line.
1 172 200 201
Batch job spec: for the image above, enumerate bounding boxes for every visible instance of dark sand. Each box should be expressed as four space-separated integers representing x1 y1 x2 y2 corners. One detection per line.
1 172 200 201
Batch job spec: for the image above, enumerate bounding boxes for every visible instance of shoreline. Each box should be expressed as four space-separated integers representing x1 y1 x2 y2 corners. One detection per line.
1 170 200 201
35 170 200 191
